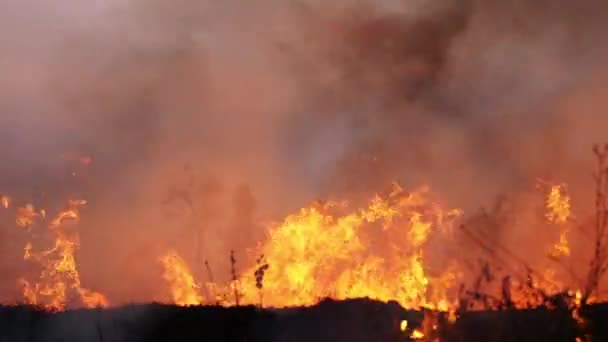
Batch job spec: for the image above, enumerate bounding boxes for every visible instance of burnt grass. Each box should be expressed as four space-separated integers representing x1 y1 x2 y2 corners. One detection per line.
0 298 604 342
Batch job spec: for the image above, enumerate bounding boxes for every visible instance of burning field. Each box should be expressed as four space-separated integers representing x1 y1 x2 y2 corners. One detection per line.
2 0 608 341
2 152 608 341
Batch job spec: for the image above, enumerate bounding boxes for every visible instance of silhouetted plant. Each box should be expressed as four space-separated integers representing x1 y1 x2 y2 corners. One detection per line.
254 254 269 307
230 250 240 306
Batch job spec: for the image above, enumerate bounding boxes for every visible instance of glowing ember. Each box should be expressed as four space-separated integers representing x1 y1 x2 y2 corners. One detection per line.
411 329 425 339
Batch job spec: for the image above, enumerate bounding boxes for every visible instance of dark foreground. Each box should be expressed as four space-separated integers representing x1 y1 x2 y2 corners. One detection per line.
0 299 606 342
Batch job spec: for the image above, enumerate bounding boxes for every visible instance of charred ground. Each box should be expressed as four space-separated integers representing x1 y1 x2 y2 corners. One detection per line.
0 298 604 342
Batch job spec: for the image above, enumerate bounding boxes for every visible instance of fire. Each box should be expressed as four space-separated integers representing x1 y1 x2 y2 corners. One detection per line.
156 184 461 309
545 184 571 224
156 180 592 312
2 173 601 319
233 184 462 309
545 184 572 258
411 329 425 339
17 200 108 310
160 250 202 306
399 320 425 340
571 290 585 327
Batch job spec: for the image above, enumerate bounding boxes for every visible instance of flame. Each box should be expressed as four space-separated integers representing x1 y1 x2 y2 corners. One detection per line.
546 184 571 224
5 174 601 316
546 184 572 258
158 184 461 309
400 319 426 340
1 195 9 208
233 184 462 309
50 209 80 228
16 204 38 228
400 319 408 331
18 200 108 310
411 329 425 339
571 290 585 328
160 250 202 306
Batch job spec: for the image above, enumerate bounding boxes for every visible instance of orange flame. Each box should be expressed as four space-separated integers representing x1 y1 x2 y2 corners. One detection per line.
18 200 108 310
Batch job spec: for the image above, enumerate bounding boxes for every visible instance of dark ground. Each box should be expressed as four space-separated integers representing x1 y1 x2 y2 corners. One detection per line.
0 298 602 342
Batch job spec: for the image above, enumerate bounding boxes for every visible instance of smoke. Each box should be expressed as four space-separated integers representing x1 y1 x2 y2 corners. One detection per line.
1 0 608 303
303 0 608 207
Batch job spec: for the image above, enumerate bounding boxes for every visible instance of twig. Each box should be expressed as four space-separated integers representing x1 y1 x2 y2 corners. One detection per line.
583 144 608 303
230 250 240 306
204 260 214 283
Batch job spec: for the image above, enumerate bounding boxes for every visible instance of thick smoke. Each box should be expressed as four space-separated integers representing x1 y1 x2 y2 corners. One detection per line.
1 0 607 303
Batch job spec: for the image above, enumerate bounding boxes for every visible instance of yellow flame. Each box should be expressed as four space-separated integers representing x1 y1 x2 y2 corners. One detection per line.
160 250 202 306
159 184 462 309
411 329 425 339
234 184 462 309
546 184 571 224
546 184 571 258
408 213 432 247
400 319 426 340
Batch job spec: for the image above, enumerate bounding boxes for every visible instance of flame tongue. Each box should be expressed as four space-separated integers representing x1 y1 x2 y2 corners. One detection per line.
546 184 572 258
160 250 202 306
18 200 108 310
